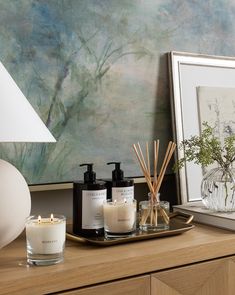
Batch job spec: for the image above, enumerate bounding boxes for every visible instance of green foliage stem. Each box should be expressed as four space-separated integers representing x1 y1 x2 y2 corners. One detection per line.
175 122 235 171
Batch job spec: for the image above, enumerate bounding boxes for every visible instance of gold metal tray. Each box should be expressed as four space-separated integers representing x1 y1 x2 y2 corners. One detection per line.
66 212 194 246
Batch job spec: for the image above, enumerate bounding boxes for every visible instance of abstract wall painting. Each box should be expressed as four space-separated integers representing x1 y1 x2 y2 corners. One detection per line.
1 1 235 185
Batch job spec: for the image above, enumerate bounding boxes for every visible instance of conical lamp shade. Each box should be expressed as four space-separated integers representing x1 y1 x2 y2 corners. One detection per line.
0 62 56 142
0 62 56 249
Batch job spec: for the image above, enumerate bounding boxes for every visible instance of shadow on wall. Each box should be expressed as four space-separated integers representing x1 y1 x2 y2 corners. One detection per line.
154 53 173 142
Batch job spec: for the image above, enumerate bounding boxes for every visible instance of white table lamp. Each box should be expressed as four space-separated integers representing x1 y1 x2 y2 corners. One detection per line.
0 62 56 249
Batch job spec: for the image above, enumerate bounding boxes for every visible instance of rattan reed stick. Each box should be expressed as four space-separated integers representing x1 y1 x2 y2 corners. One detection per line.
132 144 154 194
153 141 172 191
153 140 159 185
146 142 150 176
137 142 148 172
154 142 176 196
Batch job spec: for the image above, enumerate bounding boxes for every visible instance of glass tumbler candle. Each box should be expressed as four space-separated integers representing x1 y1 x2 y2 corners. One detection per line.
103 199 137 238
26 214 66 266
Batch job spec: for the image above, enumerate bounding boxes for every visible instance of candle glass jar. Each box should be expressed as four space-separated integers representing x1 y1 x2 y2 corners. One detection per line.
103 199 137 238
139 195 169 231
26 215 66 266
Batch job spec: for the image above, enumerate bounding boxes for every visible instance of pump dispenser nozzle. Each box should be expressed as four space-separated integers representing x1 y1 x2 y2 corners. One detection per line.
107 162 124 181
80 163 96 183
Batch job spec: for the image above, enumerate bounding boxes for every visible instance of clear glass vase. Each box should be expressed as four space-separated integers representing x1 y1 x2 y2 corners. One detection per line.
139 192 170 231
201 167 235 212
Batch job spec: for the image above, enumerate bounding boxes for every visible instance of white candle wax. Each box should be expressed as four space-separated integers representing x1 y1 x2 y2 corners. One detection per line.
26 215 66 255
103 200 136 233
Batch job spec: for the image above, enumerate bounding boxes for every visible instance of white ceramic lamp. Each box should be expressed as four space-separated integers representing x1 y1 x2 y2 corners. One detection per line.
0 62 56 249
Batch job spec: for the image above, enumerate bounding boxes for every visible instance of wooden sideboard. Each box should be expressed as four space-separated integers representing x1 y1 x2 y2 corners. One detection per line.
1 223 235 294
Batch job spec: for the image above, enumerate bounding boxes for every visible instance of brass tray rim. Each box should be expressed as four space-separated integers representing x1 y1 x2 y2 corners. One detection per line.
66 212 194 246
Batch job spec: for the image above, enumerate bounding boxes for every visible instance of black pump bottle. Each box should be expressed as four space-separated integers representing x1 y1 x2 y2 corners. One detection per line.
107 162 134 201
73 163 107 237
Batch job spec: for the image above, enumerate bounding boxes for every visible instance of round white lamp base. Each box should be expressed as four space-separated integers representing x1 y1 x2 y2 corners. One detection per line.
0 159 31 249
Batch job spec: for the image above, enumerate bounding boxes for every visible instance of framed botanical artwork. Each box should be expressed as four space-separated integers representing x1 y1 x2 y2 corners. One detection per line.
168 51 235 204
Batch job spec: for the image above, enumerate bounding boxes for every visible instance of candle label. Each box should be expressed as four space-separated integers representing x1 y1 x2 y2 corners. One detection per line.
82 189 107 229
112 186 134 202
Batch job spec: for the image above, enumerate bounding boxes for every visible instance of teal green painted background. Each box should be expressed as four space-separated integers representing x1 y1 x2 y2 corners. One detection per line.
0 0 234 184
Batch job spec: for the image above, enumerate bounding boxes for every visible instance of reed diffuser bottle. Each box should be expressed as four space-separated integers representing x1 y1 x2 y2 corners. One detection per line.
139 193 170 231
133 140 176 231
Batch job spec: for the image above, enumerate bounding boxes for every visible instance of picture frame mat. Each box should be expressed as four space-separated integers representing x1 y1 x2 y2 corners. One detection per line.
169 51 235 203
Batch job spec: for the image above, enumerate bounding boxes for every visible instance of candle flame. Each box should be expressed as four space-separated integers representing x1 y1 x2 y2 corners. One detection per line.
124 198 127 203
38 215 41 224
114 200 117 205
50 213 54 222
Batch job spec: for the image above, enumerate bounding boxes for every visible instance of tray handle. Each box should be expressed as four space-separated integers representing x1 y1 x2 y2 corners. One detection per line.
66 232 87 243
170 211 194 224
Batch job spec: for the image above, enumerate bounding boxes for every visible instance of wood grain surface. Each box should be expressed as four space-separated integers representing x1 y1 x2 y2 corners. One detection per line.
1 224 235 294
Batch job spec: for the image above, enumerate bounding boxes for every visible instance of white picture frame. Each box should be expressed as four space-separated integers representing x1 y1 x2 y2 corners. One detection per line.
168 51 235 204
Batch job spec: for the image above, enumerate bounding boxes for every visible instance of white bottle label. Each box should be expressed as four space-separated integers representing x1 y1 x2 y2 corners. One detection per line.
82 189 107 229
112 186 134 202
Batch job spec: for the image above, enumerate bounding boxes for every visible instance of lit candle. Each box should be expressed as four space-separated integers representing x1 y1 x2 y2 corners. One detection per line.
103 199 136 237
25 214 66 265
